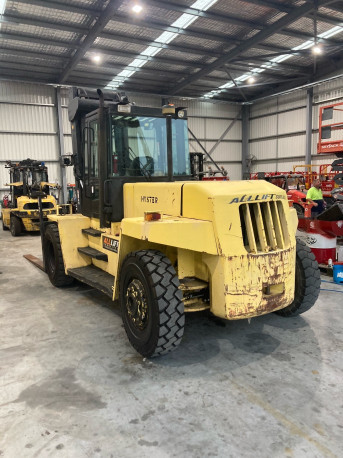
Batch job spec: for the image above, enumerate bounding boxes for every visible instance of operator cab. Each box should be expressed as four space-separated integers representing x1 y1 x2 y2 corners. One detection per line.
69 88 191 224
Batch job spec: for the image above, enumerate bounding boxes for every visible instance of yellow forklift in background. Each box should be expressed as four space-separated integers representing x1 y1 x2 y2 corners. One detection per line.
2 159 57 236
38 88 320 357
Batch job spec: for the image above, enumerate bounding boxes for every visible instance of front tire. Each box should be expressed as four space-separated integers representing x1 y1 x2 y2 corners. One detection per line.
276 239 320 316
44 224 73 287
120 250 185 357
10 216 21 236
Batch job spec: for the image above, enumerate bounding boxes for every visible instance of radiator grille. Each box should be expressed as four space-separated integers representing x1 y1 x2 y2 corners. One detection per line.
239 201 290 253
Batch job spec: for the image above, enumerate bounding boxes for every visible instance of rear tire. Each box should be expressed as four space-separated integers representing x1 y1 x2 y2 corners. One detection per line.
2 218 9 231
120 250 185 357
293 203 304 217
275 239 320 316
10 216 21 236
44 224 73 287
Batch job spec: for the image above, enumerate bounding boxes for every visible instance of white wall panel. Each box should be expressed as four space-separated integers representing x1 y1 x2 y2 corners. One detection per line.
0 104 57 133
63 136 73 156
315 78 343 103
276 91 307 111
0 81 55 105
250 98 277 117
250 162 280 173
62 106 71 134
188 117 205 139
203 142 241 161
206 118 241 140
250 138 277 160
278 134 306 158
226 164 242 180
250 115 277 139
278 108 306 135
0 134 58 160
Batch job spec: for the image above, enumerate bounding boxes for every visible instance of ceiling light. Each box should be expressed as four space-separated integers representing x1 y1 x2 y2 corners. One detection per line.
92 54 102 64
312 44 322 55
247 76 255 84
132 3 143 13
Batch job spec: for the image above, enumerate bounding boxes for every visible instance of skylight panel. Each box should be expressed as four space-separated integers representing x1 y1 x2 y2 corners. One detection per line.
106 0 220 90
203 24 343 99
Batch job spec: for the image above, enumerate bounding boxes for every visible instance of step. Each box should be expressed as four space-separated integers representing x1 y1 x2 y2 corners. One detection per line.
77 246 108 262
82 227 103 237
67 265 114 298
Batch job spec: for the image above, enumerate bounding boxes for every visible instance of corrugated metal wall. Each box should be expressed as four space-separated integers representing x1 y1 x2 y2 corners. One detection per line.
249 76 343 175
0 81 73 202
0 82 242 205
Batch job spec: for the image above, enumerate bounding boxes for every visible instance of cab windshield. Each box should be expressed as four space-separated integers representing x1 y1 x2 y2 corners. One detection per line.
109 115 190 177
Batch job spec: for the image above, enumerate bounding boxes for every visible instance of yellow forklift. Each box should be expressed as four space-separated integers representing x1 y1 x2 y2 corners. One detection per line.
38 88 320 357
2 159 57 236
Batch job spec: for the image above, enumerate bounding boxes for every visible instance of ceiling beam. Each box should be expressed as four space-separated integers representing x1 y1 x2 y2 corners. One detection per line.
0 47 68 61
59 0 124 83
0 29 222 58
169 0 334 95
1 12 294 56
19 0 343 37
0 13 88 35
0 32 78 49
14 0 102 16
144 0 343 45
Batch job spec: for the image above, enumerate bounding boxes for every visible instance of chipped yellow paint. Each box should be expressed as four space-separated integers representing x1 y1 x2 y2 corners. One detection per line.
50 180 298 320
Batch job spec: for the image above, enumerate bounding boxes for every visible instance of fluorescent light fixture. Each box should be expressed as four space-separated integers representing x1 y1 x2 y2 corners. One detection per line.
203 23 343 99
106 0 219 89
132 3 143 14
92 54 102 64
312 44 322 55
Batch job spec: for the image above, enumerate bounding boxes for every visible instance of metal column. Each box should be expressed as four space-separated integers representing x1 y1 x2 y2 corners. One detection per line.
56 86 68 204
242 104 250 179
305 87 313 165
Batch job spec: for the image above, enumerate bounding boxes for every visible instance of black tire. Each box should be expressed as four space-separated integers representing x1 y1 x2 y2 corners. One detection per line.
44 224 73 287
275 239 320 316
2 218 9 231
324 197 335 208
120 250 185 357
293 203 304 217
10 216 21 236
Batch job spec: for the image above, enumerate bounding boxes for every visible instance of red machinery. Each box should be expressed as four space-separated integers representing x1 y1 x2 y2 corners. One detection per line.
249 172 312 216
317 102 343 186
292 163 340 201
2 194 10 208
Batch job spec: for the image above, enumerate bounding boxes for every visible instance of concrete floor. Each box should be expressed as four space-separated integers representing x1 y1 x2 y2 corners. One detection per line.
0 230 342 458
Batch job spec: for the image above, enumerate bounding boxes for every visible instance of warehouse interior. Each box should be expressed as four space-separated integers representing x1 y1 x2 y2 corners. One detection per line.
1 0 343 457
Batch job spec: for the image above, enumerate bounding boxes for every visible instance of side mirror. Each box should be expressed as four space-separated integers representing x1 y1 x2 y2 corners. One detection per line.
61 154 74 166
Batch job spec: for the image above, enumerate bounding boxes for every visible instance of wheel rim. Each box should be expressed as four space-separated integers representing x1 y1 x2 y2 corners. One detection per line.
125 278 148 331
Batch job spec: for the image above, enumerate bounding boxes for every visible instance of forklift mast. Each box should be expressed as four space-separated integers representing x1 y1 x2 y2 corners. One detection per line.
5 158 50 206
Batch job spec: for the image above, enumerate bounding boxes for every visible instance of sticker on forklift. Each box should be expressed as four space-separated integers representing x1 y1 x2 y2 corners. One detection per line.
229 193 286 204
103 236 119 253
